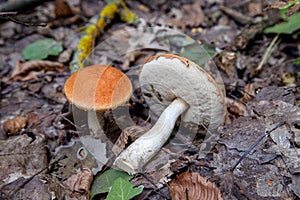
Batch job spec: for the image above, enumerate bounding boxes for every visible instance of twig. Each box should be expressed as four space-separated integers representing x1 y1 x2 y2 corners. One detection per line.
6 16 47 27
219 5 253 25
0 12 17 16
231 121 285 171
255 34 280 72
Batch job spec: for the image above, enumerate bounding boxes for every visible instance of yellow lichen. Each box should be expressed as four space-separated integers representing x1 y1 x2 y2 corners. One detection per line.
71 0 139 73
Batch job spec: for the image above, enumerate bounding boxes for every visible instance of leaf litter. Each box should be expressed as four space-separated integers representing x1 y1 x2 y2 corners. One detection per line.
0 0 300 200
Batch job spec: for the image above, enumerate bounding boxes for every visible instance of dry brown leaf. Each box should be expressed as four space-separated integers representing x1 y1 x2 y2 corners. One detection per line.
225 97 248 116
241 83 255 102
112 125 147 155
248 2 264 17
169 172 223 200
3 116 27 135
182 0 204 27
63 167 93 199
11 60 65 81
55 0 73 18
220 51 236 77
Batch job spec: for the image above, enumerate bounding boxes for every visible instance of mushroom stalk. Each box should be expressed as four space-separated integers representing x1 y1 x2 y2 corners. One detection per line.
114 98 189 174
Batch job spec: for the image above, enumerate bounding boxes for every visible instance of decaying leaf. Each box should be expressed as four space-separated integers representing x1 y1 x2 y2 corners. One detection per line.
0 134 48 188
225 97 248 116
55 0 73 18
265 146 300 174
256 171 283 197
11 60 65 81
0 175 52 200
219 51 237 77
241 83 255 102
112 125 147 155
63 167 93 199
2 116 27 135
182 0 204 27
169 172 223 200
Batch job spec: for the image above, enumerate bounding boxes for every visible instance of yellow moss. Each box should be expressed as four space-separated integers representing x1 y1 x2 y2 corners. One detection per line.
85 24 98 36
71 0 139 73
77 34 95 67
119 2 139 24
97 3 118 29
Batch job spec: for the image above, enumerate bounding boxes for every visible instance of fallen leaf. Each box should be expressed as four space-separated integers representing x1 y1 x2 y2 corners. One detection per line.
225 97 248 116
105 177 143 200
264 13 300 34
219 51 237 77
11 60 65 81
256 171 283 197
63 167 93 199
182 0 204 27
2 116 27 135
90 168 132 199
55 0 73 18
179 42 216 67
169 172 223 200
241 83 255 102
248 2 264 17
22 38 63 60
0 134 48 188
265 146 300 174
0 176 52 200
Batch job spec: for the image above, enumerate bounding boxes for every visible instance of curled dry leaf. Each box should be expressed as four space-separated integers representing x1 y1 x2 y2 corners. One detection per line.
2 116 27 135
63 167 93 199
225 97 248 116
220 51 237 77
241 83 255 102
11 60 65 81
112 125 147 155
169 172 223 200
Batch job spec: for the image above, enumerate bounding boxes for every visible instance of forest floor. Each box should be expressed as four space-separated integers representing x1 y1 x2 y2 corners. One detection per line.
0 0 299 199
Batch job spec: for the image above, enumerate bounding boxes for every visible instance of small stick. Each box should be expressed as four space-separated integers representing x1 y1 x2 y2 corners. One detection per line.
6 16 47 27
255 34 280 72
231 121 285 171
0 11 47 27
0 11 17 16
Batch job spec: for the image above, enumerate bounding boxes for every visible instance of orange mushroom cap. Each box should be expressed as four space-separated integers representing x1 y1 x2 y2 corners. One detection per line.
64 65 132 111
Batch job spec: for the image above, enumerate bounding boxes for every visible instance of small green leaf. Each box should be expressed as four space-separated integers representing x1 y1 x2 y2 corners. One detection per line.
179 42 216 66
90 169 132 199
264 13 300 34
105 177 143 200
22 38 63 60
168 35 195 47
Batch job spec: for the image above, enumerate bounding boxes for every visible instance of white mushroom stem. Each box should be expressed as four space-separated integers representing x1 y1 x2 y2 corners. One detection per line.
114 98 189 174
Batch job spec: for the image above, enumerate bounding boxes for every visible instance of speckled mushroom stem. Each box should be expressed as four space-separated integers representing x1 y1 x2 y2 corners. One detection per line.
114 98 189 174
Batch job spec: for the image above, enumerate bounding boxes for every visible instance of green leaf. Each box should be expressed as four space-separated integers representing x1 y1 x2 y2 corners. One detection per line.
179 42 216 66
264 13 300 34
168 35 195 47
22 38 63 60
105 177 143 200
90 169 132 199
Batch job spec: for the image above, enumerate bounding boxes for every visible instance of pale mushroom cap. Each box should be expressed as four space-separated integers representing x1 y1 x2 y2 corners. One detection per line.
140 54 225 131
64 65 132 111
